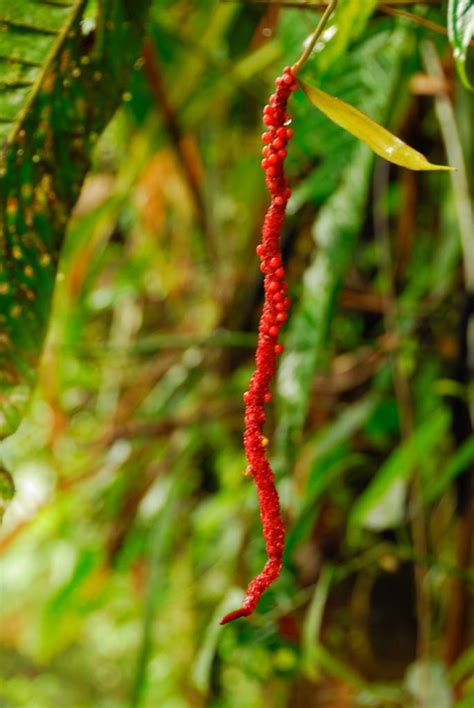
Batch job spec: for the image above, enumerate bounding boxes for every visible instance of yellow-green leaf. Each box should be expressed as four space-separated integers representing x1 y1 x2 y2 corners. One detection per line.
302 82 454 171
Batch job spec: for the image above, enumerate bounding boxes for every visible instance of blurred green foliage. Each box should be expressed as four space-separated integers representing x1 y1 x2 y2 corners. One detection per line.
0 1 473 707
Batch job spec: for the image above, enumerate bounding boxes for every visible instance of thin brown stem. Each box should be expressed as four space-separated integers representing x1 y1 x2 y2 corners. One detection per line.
373 159 431 701
142 38 207 233
379 5 474 46
221 1 443 7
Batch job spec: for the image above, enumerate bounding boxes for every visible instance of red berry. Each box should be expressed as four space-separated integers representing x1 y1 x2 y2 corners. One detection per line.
263 115 273 126
276 312 288 323
275 267 285 279
256 244 264 256
286 128 294 139
269 326 278 337
268 281 279 292
272 138 284 150
273 291 284 302
262 131 272 143
277 127 287 140
279 149 287 160
261 159 270 169
262 146 270 157
243 391 250 402
266 165 278 178
274 343 284 354
274 195 285 206
269 256 281 269
269 152 280 165
282 73 294 85
264 392 273 403
285 188 292 199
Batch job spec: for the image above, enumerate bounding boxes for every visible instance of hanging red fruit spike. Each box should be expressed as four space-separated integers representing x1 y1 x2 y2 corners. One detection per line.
220 66 297 626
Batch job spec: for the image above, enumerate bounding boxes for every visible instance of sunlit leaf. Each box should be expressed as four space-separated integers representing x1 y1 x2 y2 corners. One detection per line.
301 82 454 170
447 0 474 89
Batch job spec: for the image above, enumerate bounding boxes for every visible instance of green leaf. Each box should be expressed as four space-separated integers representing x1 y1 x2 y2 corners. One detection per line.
302 565 334 679
301 82 454 171
349 408 450 532
448 0 474 89
0 0 151 439
191 588 245 694
424 435 474 504
315 0 379 72
275 28 409 470
0 464 14 521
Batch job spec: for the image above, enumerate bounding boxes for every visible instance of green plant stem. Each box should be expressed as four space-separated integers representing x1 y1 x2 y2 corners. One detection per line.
291 0 338 74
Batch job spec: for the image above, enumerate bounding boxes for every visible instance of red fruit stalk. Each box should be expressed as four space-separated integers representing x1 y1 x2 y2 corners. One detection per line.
221 67 297 625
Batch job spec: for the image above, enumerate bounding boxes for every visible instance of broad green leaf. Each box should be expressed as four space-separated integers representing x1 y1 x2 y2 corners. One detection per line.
448 0 474 89
275 29 409 471
0 0 151 439
284 397 376 557
302 83 454 171
349 408 450 532
275 140 374 470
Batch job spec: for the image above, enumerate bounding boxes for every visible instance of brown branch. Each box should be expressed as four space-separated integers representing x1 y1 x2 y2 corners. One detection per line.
101 400 242 445
444 474 474 675
379 5 474 46
141 38 207 232
221 1 443 7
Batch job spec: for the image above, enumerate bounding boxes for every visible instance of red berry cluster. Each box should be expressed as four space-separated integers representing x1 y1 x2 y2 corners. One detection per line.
221 67 297 625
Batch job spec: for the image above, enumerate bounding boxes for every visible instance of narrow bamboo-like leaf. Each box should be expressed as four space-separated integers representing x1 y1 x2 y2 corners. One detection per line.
302 82 454 170
0 0 151 439
302 565 334 679
424 435 474 504
447 0 474 89
316 0 379 71
349 408 450 532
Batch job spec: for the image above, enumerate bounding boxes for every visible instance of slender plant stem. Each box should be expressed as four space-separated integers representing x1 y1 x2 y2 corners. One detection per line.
373 158 431 706
292 0 338 74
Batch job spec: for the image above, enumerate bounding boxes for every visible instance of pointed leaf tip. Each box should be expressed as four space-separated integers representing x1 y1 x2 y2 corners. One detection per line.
301 82 454 172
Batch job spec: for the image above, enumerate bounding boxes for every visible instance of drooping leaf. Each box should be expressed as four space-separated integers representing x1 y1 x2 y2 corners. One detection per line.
0 0 151 439
301 82 454 170
447 0 474 89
